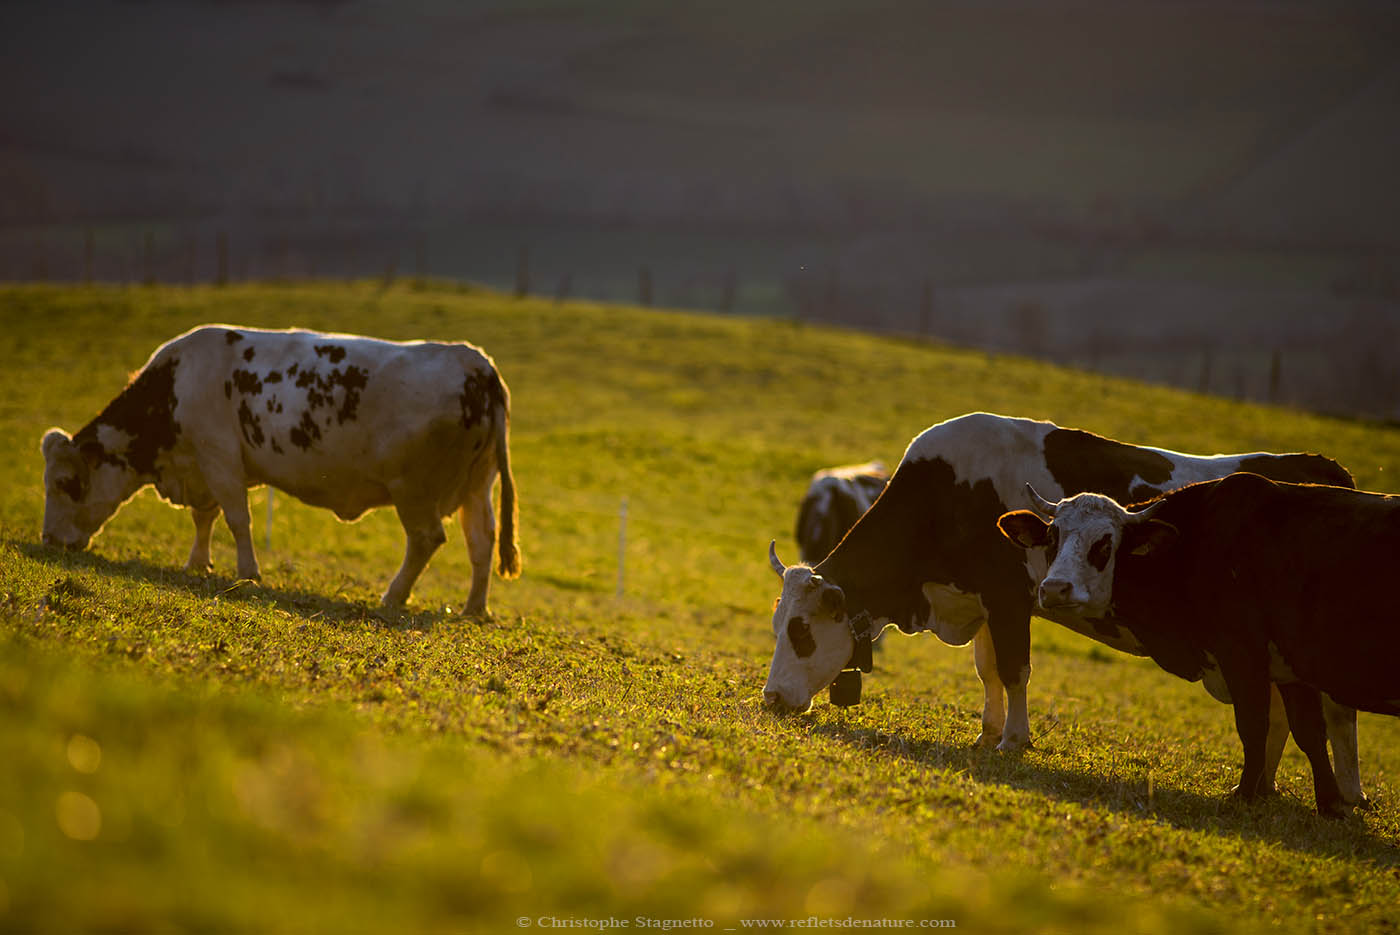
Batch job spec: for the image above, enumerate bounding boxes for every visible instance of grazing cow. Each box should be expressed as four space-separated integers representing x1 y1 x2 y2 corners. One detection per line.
795 461 888 564
997 473 1396 816
763 413 1363 804
41 324 520 614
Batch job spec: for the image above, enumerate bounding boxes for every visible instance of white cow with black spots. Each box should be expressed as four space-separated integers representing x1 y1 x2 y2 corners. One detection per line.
40 324 519 614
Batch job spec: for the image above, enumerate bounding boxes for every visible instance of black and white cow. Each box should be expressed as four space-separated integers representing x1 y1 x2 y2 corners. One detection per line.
41 324 520 614
763 413 1363 803
795 462 888 564
997 473 1396 815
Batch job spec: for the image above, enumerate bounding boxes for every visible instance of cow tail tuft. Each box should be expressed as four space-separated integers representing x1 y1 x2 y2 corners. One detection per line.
494 377 521 579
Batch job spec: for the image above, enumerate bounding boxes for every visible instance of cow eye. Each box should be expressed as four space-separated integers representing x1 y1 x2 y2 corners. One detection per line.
1088 534 1113 571
787 616 816 658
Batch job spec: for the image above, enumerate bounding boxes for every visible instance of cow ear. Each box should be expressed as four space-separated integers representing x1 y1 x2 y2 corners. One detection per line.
997 510 1051 549
1126 519 1178 556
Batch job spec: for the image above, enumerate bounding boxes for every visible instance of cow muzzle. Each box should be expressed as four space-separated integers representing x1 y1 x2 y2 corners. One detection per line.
1038 577 1082 611
42 532 87 551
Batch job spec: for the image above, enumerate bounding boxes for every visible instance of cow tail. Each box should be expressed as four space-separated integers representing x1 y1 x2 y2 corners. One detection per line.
494 375 521 579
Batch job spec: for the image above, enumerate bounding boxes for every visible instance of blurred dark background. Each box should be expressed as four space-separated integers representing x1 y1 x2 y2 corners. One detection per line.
3 0 1399 417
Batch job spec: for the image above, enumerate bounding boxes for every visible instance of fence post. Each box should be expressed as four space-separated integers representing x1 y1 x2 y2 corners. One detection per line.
720 268 736 313
919 279 933 335
143 231 156 286
616 497 629 598
216 231 229 286
515 246 530 298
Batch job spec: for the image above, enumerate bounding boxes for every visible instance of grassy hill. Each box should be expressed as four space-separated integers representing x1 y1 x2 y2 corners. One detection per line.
2 281 1399 932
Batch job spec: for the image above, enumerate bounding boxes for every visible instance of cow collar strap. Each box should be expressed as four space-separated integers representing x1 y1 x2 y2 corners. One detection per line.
829 611 874 708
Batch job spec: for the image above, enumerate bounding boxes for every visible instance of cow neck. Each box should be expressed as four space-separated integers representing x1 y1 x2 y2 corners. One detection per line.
814 469 931 635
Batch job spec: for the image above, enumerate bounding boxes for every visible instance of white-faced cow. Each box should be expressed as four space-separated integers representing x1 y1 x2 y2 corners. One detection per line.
997 472 1395 816
41 324 520 614
763 412 1364 804
795 461 888 564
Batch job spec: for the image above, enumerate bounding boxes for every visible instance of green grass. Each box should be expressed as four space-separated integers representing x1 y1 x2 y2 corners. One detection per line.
2 282 1399 933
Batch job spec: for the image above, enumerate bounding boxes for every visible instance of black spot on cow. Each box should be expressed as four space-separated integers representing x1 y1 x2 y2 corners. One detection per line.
1087 534 1113 572
264 371 282 384
787 616 816 658
292 365 368 424
1044 428 1175 503
270 437 284 454
460 368 505 429
231 368 262 396
820 455 1022 639
286 362 299 377
223 380 232 400
314 344 347 364
289 410 322 450
266 396 283 414
237 400 265 447
295 368 316 389
73 357 181 477
333 366 368 424
224 330 244 345
242 347 255 362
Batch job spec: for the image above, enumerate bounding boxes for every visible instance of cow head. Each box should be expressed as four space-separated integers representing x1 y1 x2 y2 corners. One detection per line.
40 429 132 551
996 486 1178 617
762 541 854 712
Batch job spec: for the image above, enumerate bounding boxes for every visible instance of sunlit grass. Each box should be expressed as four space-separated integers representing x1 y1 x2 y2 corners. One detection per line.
2 282 1399 932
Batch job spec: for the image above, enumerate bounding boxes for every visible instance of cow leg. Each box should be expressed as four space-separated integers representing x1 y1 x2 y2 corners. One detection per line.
972 625 1006 748
1224 658 1273 802
987 603 1034 752
383 499 447 607
1260 683 1289 796
458 485 496 617
1276 682 1347 818
183 504 220 573
212 488 259 581
1321 694 1367 808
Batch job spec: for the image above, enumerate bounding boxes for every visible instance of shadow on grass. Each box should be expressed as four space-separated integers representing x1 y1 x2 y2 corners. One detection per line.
12 539 465 630
812 717 1400 868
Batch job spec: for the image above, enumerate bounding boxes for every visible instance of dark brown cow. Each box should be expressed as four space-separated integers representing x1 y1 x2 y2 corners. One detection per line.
998 472 1398 816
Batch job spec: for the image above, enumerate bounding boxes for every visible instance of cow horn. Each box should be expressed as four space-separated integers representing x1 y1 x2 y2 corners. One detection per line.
1129 498 1166 521
1026 484 1059 517
768 540 787 577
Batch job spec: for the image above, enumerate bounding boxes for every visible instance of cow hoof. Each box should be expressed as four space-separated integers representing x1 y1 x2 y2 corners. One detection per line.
183 561 213 574
1318 799 1351 820
1352 793 1373 812
996 735 1032 753
972 731 1001 749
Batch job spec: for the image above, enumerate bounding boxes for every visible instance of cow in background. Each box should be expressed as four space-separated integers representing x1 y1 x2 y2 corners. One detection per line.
795 461 888 564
